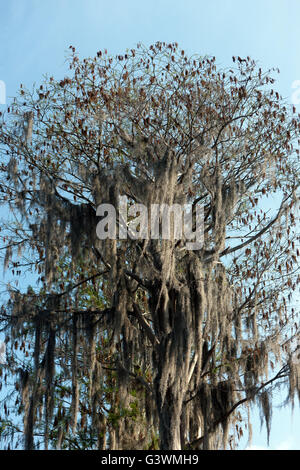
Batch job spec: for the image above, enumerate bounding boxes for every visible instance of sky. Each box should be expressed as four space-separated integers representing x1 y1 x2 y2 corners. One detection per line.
0 0 299 450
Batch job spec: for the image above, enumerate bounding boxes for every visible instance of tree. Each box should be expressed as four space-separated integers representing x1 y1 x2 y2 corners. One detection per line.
0 42 299 450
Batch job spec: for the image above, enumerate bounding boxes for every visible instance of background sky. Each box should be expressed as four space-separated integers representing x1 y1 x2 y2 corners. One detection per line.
0 0 299 450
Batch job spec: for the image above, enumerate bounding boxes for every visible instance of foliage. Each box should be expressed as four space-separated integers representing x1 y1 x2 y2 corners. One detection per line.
0 42 299 450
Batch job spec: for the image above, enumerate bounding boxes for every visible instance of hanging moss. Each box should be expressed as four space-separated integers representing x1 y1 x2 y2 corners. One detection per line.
0 43 299 450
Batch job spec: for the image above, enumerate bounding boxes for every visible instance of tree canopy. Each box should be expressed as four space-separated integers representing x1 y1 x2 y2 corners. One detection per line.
0 42 299 450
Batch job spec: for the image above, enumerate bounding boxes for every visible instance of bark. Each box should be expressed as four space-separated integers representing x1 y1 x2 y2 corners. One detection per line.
156 382 183 450
152 285 191 450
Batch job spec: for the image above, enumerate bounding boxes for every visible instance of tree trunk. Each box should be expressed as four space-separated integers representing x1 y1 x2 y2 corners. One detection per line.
152 285 191 450
156 382 184 449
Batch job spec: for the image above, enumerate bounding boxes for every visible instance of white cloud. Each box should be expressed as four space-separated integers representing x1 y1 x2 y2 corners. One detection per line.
246 436 295 451
276 437 294 450
246 445 269 450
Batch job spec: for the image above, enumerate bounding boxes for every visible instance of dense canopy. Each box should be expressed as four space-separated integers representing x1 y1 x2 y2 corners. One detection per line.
0 42 299 450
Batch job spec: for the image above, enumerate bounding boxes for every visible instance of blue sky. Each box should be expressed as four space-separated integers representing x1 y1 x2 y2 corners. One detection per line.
0 0 299 450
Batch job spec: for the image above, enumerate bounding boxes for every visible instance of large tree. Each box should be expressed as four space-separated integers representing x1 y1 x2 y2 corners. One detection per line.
0 42 299 450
